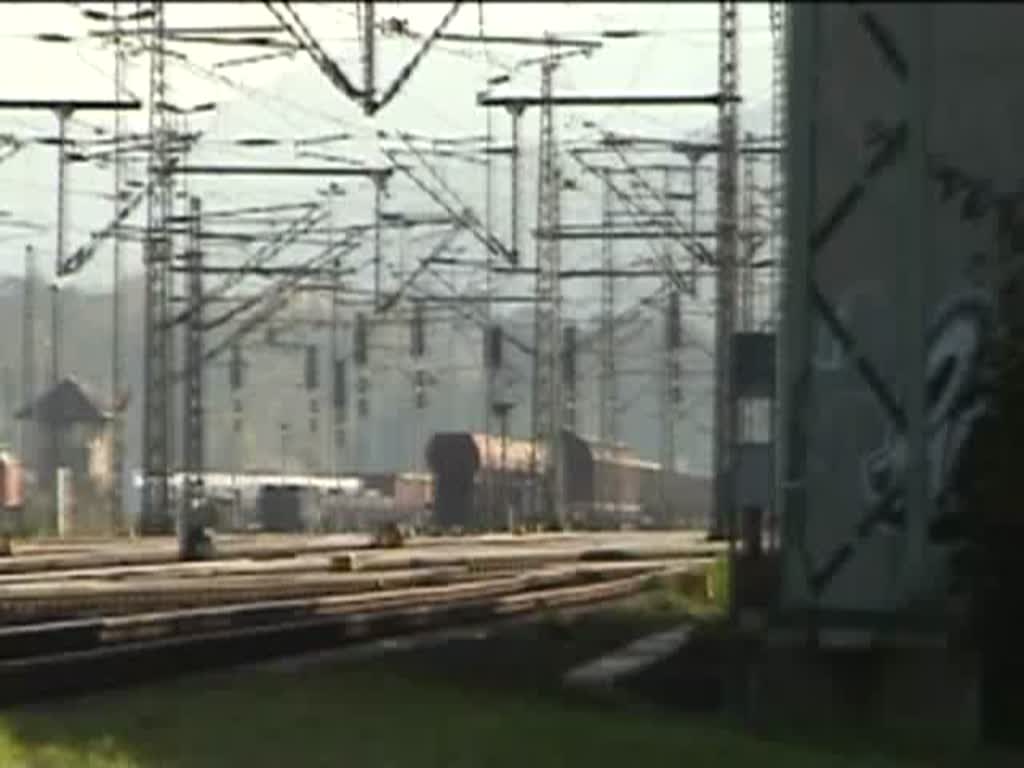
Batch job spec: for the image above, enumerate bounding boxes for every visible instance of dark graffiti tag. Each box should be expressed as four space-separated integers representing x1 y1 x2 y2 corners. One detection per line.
863 120 1024 261
930 161 1024 257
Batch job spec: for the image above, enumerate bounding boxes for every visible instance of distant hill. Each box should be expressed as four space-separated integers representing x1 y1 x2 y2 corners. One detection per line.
0 270 714 484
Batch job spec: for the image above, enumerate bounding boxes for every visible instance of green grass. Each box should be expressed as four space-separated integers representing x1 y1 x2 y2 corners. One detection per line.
0 569 1011 768
629 559 729 620
0 659 929 768
0 567 724 768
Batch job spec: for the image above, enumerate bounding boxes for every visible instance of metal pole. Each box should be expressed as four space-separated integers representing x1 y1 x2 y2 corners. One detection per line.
768 1 788 552
50 107 70 530
180 195 203 559
716 0 741 622
111 3 126 534
483 97 495 527
687 152 703 311
779 3 817 610
373 174 384 310
509 106 524 263
327 185 342 479
531 41 564 529
362 0 376 114
49 281 60 531
20 245 35 469
500 407 510 530
53 108 69 390
660 166 677 527
713 0 740 549
904 5 932 595
598 171 619 517
142 0 172 535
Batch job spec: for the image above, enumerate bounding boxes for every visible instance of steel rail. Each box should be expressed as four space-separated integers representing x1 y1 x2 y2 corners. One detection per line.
0 565 694 706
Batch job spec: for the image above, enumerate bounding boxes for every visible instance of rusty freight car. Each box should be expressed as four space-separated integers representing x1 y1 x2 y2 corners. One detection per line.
425 430 710 531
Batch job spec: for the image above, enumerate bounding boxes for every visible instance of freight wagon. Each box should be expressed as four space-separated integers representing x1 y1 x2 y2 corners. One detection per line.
426 430 711 531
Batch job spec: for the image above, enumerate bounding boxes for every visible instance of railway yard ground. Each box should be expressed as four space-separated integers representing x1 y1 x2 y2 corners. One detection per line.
0 531 1015 767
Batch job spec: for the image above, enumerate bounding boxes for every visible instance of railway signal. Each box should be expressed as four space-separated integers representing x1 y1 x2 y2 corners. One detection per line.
414 369 428 410
562 324 577 431
304 345 319 390
353 313 370 422
667 290 682 349
305 345 319 437
410 300 425 358
486 324 503 370
333 359 348 411
353 312 368 366
333 358 347 452
229 344 244 391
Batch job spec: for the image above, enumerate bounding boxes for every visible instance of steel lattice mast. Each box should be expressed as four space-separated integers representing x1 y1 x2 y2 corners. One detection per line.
659 167 682 526
711 0 740 539
597 170 618 454
20 245 35 468
768 1 787 330
142 0 174 534
529 41 564 528
181 195 203 550
111 0 127 534
768 1 787 549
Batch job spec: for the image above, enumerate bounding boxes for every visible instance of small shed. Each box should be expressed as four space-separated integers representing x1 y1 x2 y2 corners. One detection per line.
15 377 113 492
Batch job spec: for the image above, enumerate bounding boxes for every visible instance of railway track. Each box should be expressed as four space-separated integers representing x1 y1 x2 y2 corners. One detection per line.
0 534 723 624
0 531 718 576
0 561 702 706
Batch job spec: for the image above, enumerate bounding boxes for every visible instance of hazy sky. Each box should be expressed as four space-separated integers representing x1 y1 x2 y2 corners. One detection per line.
0 2 777 290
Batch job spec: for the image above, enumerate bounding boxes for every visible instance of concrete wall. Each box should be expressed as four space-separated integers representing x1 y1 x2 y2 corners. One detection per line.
780 4 1024 614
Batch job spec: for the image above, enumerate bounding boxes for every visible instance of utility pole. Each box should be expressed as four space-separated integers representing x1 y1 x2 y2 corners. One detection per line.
230 342 244 527
597 170 620 516
49 278 60 534
768 2 788 550
530 40 564 529
353 312 369 474
325 183 345 482
562 323 577 432
142 0 175 535
508 105 525 264
181 195 203 557
1 366 12 448
361 1 376 115
659 167 681 527
712 0 740 543
111 0 128 535
493 399 514 530
53 106 69 391
485 323 504 527
685 149 706 292
768 2 787 333
372 172 386 310
411 299 427 504
482 98 496 523
20 246 35 468
739 134 758 334
305 343 320 472
662 286 683 526
49 105 71 523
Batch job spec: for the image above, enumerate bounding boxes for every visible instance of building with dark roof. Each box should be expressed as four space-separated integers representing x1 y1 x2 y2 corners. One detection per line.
14 377 114 531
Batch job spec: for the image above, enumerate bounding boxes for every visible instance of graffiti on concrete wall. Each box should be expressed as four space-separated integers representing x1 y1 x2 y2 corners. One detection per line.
800 151 1020 601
